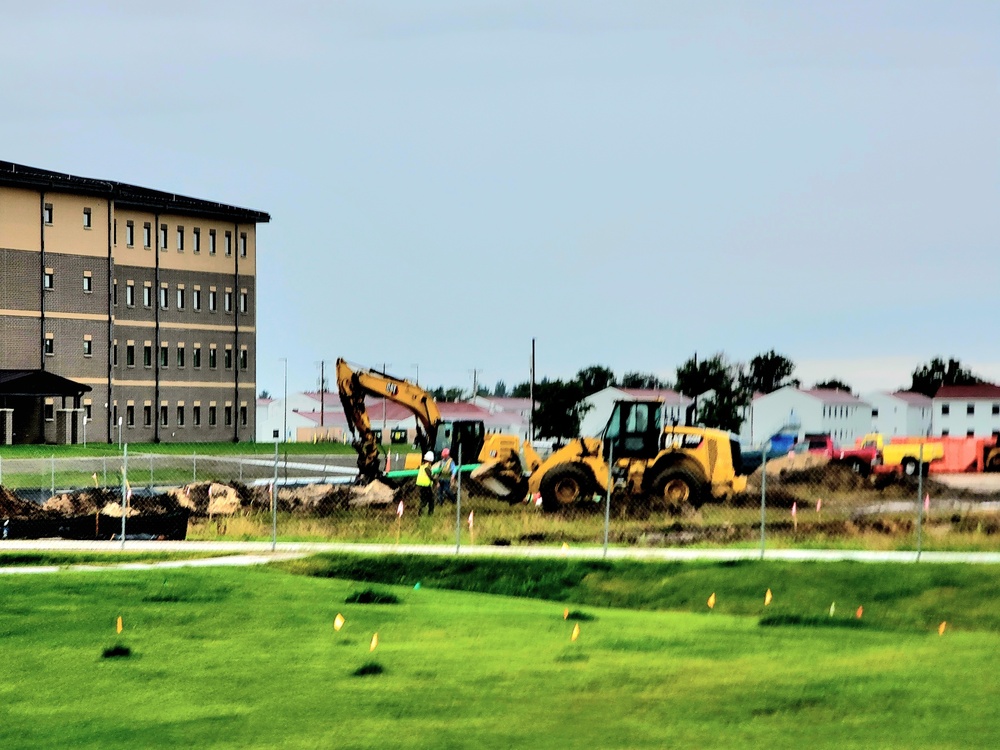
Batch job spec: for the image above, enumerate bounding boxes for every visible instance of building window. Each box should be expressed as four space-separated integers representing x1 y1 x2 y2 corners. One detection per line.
993 404 1000 416
942 429 950 436
160 405 168 427
193 228 201 254
112 341 118 367
176 226 184 252
209 229 216 255
225 231 232 257
83 339 93 357
224 290 233 313
113 219 117 245
176 287 185 310
126 221 135 247
240 232 247 257
44 401 54 421
240 404 248 427
143 285 152 308
143 405 152 427
44 335 54 355
160 285 168 309
126 344 135 367
83 207 92 229
224 347 233 370
208 406 217 426
43 203 53 224
209 346 218 369
941 405 950 416
176 345 185 368
208 290 217 312
43 269 54 289
968 429 976 437
225 405 233 426
143 222 151 248
160 344 169 368
127 405 135 427
193 405 201 426
126 281 135 307
143 344 152 368
967 404 975 416
84 403 92 420
193 347 202 368
83 273 93 293
177 406 185 427
113 280 118 306
239 348 248 370
159 224 168 250
192 288 201 311
240 290 248 314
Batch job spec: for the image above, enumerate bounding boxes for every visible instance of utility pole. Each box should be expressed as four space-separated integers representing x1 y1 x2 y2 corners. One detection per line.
315 360 330 428
469 368 482 401
530 338 535 441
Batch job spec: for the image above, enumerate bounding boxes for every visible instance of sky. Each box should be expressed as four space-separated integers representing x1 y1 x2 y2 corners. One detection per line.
2 1 999 397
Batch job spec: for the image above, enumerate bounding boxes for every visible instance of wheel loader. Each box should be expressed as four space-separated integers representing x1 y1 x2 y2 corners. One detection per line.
476 399 747 513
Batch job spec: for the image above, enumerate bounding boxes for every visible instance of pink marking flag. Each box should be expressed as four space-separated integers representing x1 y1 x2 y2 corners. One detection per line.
816 498 822 513
924 494 930 513
468 510 474 529
791 502 797 517
397 501 404 517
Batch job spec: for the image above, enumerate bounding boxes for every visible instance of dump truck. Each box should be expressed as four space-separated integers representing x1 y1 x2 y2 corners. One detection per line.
478 399 747 513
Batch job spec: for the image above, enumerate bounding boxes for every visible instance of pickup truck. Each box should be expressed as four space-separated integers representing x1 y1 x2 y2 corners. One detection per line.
857 433 945 477
800 434 878 476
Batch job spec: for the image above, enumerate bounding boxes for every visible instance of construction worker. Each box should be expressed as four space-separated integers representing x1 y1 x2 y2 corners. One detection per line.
416 450 435 516
434 448 457 505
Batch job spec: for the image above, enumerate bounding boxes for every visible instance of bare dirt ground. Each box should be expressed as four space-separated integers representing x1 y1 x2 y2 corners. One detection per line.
930 474 1000 493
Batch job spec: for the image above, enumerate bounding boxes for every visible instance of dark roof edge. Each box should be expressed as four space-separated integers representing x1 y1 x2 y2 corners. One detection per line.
0 160 270 223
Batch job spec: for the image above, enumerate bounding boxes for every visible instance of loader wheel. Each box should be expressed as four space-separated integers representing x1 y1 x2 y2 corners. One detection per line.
650 468 704 514
539 464 593 513
901 458 918 477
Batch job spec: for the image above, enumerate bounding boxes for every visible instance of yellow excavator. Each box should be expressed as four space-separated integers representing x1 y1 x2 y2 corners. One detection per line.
476 399 747 513
336 358 529 497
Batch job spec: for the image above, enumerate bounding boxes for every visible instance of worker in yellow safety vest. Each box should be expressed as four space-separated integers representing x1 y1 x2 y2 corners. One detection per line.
416 451 435 515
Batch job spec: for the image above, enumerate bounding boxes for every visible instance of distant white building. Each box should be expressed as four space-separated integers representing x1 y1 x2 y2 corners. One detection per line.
864 391 932 438
932 384 1000 438
579 387 692 438
256 391 343 442
741 386 872 448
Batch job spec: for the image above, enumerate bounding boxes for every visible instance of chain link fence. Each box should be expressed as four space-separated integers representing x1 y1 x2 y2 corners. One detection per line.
2 444 1000 551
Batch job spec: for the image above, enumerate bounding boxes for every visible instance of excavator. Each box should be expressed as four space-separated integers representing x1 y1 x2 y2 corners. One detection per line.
336 358 529 497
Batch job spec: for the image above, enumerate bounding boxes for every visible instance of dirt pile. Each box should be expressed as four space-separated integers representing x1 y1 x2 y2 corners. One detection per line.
0 486 52 519
167 481 255 516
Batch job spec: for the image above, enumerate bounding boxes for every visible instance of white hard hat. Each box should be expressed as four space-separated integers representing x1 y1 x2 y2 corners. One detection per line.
424 451 434 461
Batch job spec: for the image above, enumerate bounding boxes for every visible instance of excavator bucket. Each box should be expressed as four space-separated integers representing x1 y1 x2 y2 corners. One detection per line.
470 454 529 503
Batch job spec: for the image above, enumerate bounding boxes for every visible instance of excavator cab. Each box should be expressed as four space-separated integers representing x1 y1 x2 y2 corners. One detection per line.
434 419 486 464
602 401 663 461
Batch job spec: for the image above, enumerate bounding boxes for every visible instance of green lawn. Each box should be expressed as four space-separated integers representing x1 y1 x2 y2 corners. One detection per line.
0 558 998 748
0 441 358 458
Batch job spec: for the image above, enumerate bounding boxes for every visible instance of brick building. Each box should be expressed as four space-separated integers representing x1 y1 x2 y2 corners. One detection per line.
0 160 269 444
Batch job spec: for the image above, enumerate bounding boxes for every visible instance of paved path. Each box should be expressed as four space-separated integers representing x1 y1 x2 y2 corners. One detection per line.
3 539 1000 573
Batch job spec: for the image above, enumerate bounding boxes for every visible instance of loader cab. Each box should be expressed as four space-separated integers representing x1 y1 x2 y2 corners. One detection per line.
602 401 663 461
434 419 486 464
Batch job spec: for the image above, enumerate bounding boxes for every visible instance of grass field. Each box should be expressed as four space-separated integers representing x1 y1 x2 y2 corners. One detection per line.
1 556 998 748
0 441 357 459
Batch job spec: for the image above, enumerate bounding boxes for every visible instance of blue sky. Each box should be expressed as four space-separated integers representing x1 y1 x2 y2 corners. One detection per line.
3 2 998 395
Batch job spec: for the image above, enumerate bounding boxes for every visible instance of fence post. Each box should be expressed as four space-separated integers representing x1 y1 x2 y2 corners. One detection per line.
0 455 3 486
51 455 55 497
149 453 154 491
603 441 613 558
455 444 463 553
193 452 197 483
759 447 768 560
121 444 129 549
102 456 107 486
272 441 278 551
916 441 925 561
239 458 243 483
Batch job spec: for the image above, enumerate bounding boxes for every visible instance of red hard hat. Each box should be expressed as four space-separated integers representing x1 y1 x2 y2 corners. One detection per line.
441 448 450 458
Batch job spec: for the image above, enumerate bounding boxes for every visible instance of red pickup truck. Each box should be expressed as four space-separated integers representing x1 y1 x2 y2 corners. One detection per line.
799 433 878 476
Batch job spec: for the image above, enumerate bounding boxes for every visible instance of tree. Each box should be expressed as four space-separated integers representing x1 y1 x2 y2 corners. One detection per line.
492 380 508 398
575 365 616 396
910 357 982 397
741 350 795 396
675 353 746 433
812 379 852 393
430 386 465 402
620 372 667 389
532 378 591 439
258 389 271 399
510 381 531 398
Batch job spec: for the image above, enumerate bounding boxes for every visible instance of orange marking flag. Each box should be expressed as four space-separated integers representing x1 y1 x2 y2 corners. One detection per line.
116 616 123 634
856 606 864 619
938 621 947 636
563 608 569 620
571 624 580 641
764 589 773 606
334 614 345 631
370 633 379 652
707 593 716 609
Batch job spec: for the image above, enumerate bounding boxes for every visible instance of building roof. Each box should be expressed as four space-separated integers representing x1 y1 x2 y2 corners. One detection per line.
802 388 865 405
0 160 270 223
477 397 533 411
887 390 933 406
614 387 690 404
935 384 1000 399
0 369 92 397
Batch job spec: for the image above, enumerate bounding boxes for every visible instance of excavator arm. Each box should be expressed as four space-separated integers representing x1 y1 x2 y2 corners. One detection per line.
336 358 442 481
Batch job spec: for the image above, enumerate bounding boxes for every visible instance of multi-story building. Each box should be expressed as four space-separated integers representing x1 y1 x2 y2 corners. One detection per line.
0 160 269 444
932 384 1000 438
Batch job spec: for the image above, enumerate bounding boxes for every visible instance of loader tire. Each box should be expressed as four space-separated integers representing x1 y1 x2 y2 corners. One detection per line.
650 467 704 513
539 464 593 513
901 458 919 477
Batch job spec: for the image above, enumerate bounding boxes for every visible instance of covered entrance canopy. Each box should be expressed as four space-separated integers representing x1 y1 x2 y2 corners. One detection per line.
0 370 92 445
